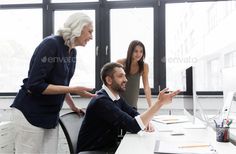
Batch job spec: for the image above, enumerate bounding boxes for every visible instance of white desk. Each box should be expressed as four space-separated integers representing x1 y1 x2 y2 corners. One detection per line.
115 117 236 154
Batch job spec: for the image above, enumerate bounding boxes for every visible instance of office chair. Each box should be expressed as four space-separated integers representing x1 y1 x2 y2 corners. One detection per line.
59 112 108 154
59 112 84 154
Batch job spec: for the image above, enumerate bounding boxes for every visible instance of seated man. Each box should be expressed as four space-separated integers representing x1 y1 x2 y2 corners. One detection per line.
77 62 180 153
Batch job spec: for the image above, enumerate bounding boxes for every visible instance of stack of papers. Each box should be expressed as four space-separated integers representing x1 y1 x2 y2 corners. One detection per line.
154 140 217 154
152 115 189 124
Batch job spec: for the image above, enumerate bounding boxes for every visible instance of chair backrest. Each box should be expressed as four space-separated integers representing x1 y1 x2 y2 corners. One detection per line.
59 112 84 154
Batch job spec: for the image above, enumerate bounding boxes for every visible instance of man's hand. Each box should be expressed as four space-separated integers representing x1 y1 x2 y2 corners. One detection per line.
157 88 180 106
144 122 155 132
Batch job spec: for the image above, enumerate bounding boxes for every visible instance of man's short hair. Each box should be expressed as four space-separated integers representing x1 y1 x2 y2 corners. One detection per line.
100 62 124 86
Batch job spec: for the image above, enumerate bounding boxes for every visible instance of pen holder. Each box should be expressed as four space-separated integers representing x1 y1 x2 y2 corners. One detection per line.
216 126 229 142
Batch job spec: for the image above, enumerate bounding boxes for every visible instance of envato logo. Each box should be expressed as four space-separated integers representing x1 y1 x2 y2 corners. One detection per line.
161 56 198 63
41 56 76 63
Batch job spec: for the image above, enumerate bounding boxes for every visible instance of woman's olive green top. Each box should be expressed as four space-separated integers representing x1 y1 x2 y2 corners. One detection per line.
120 72 140 109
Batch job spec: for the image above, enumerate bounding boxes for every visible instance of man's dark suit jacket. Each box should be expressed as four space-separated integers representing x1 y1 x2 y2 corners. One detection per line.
77 89 142 153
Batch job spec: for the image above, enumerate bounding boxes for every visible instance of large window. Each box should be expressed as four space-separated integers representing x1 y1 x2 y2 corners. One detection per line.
110 8 154 88
166 1 236 92
0 9 42 92
54 10 96 88
1 0 233 95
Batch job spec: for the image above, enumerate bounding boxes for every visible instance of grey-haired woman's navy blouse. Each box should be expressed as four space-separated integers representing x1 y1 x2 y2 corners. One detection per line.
11 35 76 129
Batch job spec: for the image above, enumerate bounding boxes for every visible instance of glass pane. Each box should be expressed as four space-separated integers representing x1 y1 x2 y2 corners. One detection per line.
51 0 98 3
0 0 41 4
54 10 96 88
110 8 154 88
224 51 236 68
0 9 42 92
166 1 236 91
107 0 139 1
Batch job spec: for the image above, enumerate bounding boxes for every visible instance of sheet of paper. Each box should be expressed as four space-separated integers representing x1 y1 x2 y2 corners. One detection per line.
154 140 217 154
153 115 189 124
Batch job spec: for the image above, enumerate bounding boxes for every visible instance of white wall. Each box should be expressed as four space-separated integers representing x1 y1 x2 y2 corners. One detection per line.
1 95 235 121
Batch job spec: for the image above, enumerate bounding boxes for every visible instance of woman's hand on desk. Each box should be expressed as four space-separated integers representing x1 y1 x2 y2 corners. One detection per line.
144 122 155 132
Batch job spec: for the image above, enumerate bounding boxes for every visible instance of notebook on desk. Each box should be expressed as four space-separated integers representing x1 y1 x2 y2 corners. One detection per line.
152 115 189 124
154 140 217 154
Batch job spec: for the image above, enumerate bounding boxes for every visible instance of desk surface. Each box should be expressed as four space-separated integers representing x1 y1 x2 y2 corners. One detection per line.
115 116 236 154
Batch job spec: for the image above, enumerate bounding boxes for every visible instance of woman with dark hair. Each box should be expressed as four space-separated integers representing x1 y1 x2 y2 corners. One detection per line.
117 40 152 109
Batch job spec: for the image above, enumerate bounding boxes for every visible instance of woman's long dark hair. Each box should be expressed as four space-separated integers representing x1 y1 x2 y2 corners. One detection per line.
125 40 146 75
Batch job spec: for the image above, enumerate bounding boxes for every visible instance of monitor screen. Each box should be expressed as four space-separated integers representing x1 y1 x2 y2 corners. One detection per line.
183 66 208 128
183 66 197 123
221 67 236 120
222 67 236 102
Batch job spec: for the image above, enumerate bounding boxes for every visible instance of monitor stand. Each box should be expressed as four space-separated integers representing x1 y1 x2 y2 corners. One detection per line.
220 91 235 122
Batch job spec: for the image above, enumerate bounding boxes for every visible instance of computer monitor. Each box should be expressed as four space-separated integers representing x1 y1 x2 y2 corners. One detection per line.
183 66 206 128
183 66 197 122
221 67 236 120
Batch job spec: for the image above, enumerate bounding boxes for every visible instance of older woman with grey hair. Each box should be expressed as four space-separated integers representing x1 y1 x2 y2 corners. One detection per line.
10 12 95 154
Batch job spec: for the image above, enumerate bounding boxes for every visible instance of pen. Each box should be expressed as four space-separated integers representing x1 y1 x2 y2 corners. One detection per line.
226 119 232 126
162 119 179 121
178 144 210 148
221 119 224 127
214 120 218 127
